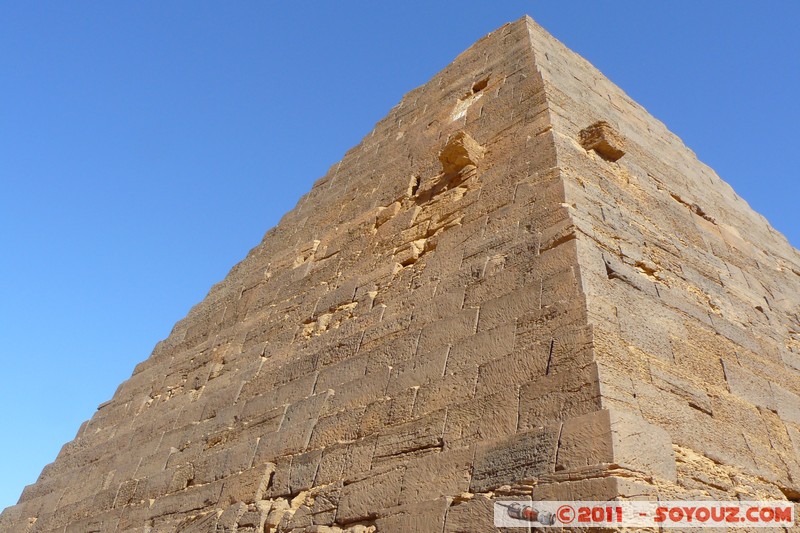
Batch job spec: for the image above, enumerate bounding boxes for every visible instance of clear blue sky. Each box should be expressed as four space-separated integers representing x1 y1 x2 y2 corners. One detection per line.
1 2 798 510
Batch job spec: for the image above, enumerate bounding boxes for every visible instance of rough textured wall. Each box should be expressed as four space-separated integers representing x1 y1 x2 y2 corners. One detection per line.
525 18 800 502
2 15 799 533
1 18 602 533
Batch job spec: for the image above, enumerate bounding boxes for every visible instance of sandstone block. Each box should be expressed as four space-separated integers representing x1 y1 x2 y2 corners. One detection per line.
475 344 550 398
373 411 447 465
578 122 625 162
416 307 479 353
399 448 472 505
308 407 365 450
321 367 390 416
289 449 323 494
386 344 449 396
336 467 404 523
412 366 477 416
721 358 776 411
148 479 224 521
443 494 497 533
438 131 485 176
518 364 601 431
556 409 676 482
476 286 540 332
534 475 657 502
217 501 247 530
443 389 518 450
218 462 275 505
470 425 560 492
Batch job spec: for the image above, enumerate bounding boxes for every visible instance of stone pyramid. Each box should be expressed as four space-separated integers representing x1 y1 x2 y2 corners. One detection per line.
3 15 800 533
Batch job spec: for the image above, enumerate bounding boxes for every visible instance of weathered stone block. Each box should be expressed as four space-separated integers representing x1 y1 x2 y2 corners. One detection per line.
412 366 477 416
534 475 656 502
289 449 322 494
218 501 247 531
772 383 800 425
308 407 365 450
321 367 390 416
444 323 515 376
556 409 676 482
443 494 496 533
336 467 405 523
438 131 485 175
416 307 479 353
375 497 449 532
518 364 601 430
443 389 518 450
252 420 315 463
476 286 540 332
579 121 626 161
386 344 449 396
148 479 224 520
373 411 447 465
399 448 472 505
475 344 550 398
6 14 800 533
721 358 776 411
470 425 560 492
218 462 275 504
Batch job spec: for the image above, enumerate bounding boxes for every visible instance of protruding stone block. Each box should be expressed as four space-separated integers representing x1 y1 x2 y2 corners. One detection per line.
579 121 626 161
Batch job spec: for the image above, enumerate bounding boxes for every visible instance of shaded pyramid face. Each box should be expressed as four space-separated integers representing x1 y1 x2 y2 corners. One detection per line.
4 15 800 533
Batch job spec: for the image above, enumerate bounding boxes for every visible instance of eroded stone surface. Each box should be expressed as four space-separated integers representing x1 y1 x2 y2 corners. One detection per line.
2 14 799 533
579 120 626 162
